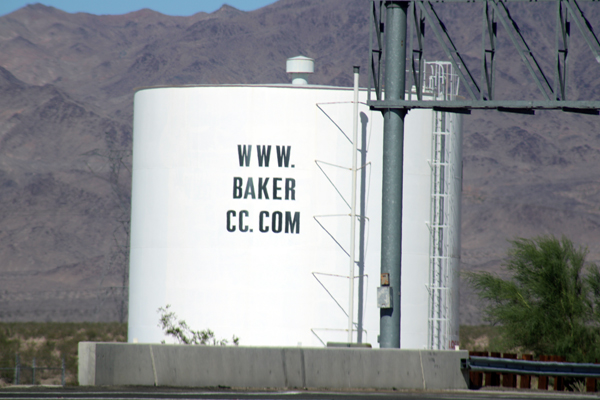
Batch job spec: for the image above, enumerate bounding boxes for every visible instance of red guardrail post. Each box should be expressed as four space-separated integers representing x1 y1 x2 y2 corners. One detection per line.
587 377 596 393
519 354 533 389
469 351 485 388
502 353 517 387
552 355 565 391
487 352 501 386
538 355 548 390
586 359 598 393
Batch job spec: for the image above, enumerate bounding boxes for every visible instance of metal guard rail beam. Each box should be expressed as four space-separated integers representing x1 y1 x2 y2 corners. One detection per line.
368 100 600 113
468 356 600 378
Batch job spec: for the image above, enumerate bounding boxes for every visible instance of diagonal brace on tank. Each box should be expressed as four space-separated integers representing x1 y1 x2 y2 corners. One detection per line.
313 214 370 257
315 160 371 209
310 270 370 345
316 102 369 145
312 272 352 318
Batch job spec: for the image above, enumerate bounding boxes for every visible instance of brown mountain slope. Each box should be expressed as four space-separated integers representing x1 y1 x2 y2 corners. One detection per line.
0 66 131 321
0 1 599 325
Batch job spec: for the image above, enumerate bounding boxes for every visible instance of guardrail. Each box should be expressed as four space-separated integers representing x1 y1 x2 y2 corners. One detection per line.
468 351 599 392
469 356 600 377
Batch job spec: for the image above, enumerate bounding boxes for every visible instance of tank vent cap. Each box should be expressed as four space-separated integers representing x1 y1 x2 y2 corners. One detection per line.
286 55 314 85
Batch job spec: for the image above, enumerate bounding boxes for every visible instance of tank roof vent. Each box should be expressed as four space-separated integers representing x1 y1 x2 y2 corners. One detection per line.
286 55 314 85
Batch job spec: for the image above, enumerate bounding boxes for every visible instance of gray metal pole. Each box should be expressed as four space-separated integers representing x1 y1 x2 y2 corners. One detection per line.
380 0 408 349
14 354 19 385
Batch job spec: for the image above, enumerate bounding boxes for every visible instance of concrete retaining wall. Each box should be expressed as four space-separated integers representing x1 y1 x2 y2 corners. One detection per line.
79 342 469 390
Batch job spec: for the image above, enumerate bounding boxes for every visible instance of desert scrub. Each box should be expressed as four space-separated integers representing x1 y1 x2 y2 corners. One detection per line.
0 322 126 385
459 325 505 352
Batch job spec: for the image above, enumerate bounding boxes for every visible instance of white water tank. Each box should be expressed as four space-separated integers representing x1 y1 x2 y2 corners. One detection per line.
128 74 462 348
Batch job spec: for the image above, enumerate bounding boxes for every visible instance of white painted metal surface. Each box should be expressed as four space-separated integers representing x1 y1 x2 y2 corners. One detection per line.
398 105 436 349
424 62 462 350
127 78 462 349
286 56 314 85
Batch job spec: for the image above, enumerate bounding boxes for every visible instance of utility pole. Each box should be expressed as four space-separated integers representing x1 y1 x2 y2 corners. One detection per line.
379 0 408 349
371 0 600 350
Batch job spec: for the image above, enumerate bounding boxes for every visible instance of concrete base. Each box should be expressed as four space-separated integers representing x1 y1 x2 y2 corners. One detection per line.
78 342 469 390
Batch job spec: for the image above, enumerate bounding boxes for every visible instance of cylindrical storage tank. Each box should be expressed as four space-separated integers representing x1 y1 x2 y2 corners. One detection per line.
127 83 462 349
447 112 463 349
128 84 383 347
400 105 435 349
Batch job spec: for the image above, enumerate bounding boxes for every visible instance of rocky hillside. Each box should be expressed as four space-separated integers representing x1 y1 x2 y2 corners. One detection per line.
0 0 599 324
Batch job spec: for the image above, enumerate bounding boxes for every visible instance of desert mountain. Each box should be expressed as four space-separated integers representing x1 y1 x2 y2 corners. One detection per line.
0 0 599 324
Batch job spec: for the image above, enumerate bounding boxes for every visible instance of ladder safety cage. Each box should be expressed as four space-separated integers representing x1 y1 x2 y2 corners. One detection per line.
426 62 460 350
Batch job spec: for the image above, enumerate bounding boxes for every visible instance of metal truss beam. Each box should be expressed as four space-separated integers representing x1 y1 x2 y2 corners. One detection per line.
565 0 600 62
408 2 426 100
415 1 481 100
370 99 600 114
492 0 554 100
368 0 600 112
411 0 599 3
481 1 497 100
555 0 570 100
368 1 385 101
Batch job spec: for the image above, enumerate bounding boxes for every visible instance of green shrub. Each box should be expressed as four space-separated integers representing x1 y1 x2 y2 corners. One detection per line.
466 235 600 362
